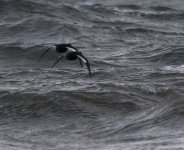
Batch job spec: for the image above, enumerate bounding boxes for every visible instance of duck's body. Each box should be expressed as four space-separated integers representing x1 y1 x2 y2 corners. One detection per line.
66 51 81 60
55 44 77 53
38 43 92 77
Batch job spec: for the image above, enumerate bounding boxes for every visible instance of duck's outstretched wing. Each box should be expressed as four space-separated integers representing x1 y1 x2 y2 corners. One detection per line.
77 53 92 77
78 59 83 67
51 55 64 68
38 47 52 62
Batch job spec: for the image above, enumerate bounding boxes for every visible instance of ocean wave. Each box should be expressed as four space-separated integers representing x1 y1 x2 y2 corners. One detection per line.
150 6 176 11
0 90 141 120
148 46 184 64
0 0 184 149
115 5 184 21
163 65 184 74
126 45 184 65
144 11 184 20
124 27 183 35
115 4 141 10
0 81 180 115
0 0 51 14
80 3 118 15
85 89 184 138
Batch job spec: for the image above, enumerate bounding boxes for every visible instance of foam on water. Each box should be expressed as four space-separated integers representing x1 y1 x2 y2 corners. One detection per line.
163 65 184 73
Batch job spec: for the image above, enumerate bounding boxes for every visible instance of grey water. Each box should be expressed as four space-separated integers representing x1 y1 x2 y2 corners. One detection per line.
0 0 184 149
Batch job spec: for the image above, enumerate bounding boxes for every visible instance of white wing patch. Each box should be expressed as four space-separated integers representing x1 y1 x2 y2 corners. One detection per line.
67 47 77 52
77 55 87 63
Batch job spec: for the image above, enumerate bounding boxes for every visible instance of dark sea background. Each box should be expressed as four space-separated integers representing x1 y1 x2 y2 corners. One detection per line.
0 0 184 149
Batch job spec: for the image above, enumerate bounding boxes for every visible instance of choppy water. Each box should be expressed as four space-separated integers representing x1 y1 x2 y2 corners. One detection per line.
0 0 184 149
